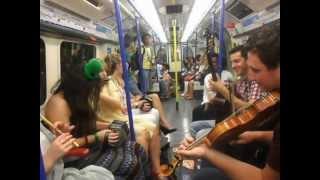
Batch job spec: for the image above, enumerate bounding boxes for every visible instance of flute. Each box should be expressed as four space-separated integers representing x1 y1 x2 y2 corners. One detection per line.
40 113 80 147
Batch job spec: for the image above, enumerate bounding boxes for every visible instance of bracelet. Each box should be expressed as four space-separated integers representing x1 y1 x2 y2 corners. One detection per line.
94 133 100 143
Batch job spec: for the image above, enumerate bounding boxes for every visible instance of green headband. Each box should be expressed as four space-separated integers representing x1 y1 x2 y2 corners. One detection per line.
84 58 105 80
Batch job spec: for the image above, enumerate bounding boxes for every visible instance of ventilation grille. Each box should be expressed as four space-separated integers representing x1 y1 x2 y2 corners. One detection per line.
227 1 254 20
166 4 183 14
84 0 102 7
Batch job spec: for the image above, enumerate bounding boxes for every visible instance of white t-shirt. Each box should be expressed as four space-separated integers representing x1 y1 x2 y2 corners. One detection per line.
202 70 233 104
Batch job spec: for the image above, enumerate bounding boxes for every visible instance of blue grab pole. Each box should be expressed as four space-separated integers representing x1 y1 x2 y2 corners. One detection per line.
135 17 146 95
218 0 225 74
113 0 136 141
40 148 47 180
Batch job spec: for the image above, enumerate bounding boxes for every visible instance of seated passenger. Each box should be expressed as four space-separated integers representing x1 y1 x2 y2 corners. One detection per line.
45 58 111 152
195 54 209 85
159 64 172 99
125 34 177 134
181 56 196 100
182 55 207 100
192 53 233 123
40 120 114 180
44 58 152 179
98 54 168 180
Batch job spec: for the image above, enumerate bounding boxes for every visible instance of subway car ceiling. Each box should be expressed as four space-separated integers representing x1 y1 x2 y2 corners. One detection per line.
40 0 280 46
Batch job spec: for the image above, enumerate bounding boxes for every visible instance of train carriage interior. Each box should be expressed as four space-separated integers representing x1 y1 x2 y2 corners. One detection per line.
40 0 280 180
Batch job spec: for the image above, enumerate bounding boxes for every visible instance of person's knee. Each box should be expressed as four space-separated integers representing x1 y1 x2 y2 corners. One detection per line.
190 121 214 138
195 128 211 139
151 93 160 100
190 122 199 138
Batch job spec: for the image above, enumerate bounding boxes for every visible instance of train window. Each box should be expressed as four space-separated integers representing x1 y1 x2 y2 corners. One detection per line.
40 38 46 105
60 41 96 76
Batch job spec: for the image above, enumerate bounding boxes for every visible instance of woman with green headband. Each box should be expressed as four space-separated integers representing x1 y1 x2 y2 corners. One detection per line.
44 58 119 160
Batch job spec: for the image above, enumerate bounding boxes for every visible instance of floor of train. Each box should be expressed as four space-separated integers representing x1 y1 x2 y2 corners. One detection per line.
162 96 201 180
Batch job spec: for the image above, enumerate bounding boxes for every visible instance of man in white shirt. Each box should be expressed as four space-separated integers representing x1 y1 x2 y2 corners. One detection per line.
192 54 233 124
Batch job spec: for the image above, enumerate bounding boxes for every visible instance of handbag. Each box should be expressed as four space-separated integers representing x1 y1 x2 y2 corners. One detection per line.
94 120 151 180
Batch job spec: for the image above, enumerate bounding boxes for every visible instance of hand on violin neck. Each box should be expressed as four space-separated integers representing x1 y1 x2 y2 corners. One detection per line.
178 136 194 150
176 136 210 160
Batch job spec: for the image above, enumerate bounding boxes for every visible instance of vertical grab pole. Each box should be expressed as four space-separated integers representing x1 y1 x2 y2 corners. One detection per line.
114 0 135 141
172 20 179 111
135 17 146 95
218 0 225 74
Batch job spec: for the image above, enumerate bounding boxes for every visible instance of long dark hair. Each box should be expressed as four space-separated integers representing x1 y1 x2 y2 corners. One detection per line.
52 62 103 137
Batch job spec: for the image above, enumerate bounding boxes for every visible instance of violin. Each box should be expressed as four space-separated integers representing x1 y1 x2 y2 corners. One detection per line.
159 91 280 177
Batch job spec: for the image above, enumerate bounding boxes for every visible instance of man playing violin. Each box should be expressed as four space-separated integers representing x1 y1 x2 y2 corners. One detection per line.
177 26 280 180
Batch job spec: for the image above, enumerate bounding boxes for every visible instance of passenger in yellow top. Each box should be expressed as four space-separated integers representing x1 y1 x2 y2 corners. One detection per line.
98 54 168 180
142 33 155 92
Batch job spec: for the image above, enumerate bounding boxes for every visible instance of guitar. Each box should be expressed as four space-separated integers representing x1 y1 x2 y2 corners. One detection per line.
159 91 280 177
